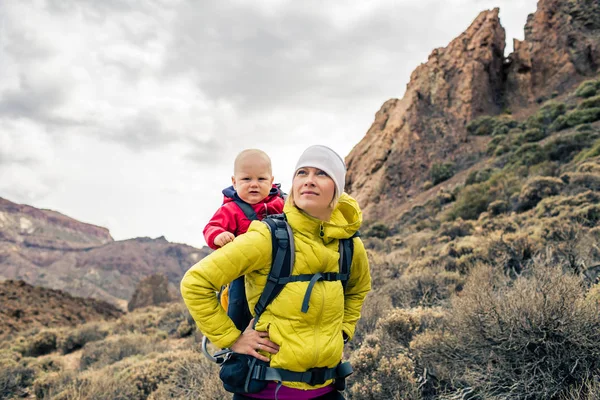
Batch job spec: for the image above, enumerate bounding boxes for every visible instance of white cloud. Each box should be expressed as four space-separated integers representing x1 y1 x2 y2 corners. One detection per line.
0 0 538 247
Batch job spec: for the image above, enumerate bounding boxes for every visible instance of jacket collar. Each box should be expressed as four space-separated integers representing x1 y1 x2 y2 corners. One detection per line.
284 193 362 244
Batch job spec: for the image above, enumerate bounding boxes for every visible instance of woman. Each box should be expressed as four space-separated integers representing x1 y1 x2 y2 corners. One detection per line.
181 145 371 400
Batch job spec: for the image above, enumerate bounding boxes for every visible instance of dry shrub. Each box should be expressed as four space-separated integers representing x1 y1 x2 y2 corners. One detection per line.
479 215 519 234
50 352 187 400
413 262 600 399
563 172 600 192
376 308 444 347
487 199 509 216
438 219 473 239
79 333 167 370
576 204 600 227
149 351 226 399
541 221 598 274
114 303 190 337
560 376 600 400
57 322 110 354
352 290 393 345
485 232 540 276
517 176 564 211
389 266 464 308
536 191 600 219
33 371 75 399
577 160 600 174
348 342 419 400
0 358 36 399
176 320 194 338
15 329 59 357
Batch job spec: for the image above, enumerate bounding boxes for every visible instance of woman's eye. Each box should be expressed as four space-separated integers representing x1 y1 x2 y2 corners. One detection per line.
296 170 307 176
317 170 328 176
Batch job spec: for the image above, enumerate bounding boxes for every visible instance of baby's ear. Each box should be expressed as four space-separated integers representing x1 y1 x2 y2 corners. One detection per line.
231 176 237 189
269 175 274 184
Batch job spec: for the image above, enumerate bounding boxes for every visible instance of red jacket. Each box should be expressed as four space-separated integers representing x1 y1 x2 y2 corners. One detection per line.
203 185 285 250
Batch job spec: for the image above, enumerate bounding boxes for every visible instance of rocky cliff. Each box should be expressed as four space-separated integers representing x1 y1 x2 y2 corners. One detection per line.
506 0 600 109
346 0 600 224
0 197 210 308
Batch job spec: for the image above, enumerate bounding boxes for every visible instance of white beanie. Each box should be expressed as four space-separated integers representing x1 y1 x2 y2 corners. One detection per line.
294 145 346 199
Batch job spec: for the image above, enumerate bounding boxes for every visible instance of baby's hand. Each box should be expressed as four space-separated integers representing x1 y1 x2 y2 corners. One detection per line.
214 232 235 247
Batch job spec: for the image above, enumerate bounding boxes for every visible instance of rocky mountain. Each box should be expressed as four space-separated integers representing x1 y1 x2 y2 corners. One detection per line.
127 273 179 312
346 0 600 225
0 197 211 308
0 279 123 336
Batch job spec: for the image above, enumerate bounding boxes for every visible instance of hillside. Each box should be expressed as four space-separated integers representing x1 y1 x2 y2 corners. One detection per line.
0 197 211 308
0 280 123 337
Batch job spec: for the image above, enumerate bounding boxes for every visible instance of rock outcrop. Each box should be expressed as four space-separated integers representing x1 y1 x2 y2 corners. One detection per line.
506 0 600 108
346 0 600 224
0 280 123 336
0 197 210 308
346 9 505 221
127 273 179 311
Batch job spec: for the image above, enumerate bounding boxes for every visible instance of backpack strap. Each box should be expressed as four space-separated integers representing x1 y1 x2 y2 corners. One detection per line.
233 199 259 221
253 215 293 327
339 232 359 291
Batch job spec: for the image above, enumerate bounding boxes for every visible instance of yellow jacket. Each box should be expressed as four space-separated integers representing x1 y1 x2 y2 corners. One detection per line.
181 193 371 389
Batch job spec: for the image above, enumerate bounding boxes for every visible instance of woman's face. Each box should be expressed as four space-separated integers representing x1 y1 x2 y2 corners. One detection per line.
292 167 336 221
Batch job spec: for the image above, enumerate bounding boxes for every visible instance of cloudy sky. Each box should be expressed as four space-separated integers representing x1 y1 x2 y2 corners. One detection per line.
1 0 538 248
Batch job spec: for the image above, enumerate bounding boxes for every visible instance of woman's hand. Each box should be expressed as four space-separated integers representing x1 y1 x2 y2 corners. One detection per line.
231 318 279 362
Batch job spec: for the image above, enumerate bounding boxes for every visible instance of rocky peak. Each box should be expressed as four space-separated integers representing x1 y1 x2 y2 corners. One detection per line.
127 274 178 312
506 0 600 108
346 9 505 220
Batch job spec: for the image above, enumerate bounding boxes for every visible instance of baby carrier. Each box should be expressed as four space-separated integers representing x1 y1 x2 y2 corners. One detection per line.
203 213 357 394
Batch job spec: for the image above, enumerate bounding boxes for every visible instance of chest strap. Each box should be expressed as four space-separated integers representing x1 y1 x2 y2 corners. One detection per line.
268 272 348 313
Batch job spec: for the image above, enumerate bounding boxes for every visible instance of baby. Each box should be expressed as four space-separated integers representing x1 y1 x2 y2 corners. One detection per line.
203 149 285 329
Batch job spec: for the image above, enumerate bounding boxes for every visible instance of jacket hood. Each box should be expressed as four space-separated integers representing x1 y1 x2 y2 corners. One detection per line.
284 192 362 243
221 184 282 204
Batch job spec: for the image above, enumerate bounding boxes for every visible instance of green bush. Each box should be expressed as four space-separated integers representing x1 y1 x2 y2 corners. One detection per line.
430 162 455 185
448 182 492 220
579 95 600 110
576 123 595 132
465 167 494 186
467 116 517 136
486 134 507 154
574 139 600 162
511 143 547 166
575 79 600 98
526 102 567 129
566 107 600 126
544 132 600 163
520 128 546 143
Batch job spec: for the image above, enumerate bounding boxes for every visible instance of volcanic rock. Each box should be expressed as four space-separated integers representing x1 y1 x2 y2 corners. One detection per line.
127 273 179 311
346 9 505 221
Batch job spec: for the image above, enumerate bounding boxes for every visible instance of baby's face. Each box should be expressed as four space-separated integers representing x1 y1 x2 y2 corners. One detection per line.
232 156 274 205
